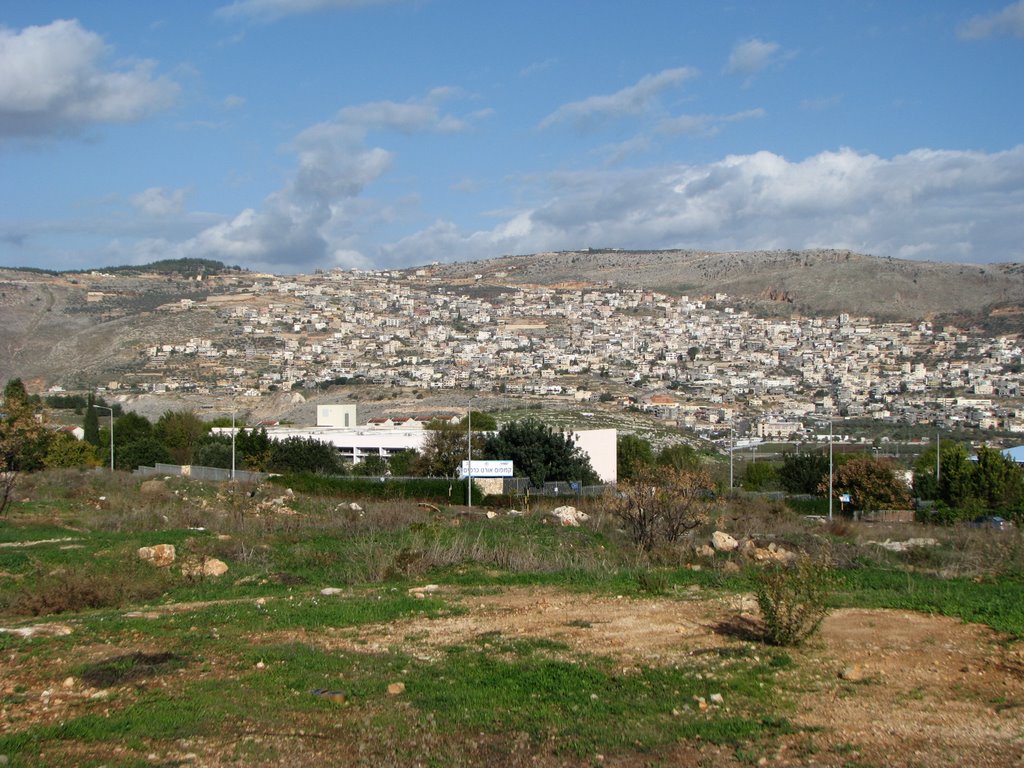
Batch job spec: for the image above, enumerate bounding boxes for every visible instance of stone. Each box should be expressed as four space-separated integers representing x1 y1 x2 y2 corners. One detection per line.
486 511 497 519
840 664 866 682
696 544 716 558
711 531 739 552
62 677 75 689
349 502 363 512
709 693 724 705
320 587 344 596
387 682 406 696
137 544 176 568
408 584 440 598
181 557 229 578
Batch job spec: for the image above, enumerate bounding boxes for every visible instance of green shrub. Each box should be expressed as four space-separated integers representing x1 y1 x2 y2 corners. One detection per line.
754 555 833 646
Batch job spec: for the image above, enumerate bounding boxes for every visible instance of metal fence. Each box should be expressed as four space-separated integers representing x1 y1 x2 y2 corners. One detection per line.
133 463 268 484
501 477 607 498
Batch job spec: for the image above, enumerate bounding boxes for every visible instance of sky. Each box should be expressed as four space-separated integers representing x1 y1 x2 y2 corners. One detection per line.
0 1 1023 274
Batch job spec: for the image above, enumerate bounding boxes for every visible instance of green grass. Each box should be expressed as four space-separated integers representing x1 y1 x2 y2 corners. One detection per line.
833 568 1024 637
0 637 794 764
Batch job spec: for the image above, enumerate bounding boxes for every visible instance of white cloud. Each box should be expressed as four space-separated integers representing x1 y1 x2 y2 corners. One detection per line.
223 94 246 109
540 67 698 130
131 187 189 217
723 38 796 86
0 19 178 138
959 0 1024 39
179 89 473 272
657 108 766 137
216 0 401 22
378 145 1024 267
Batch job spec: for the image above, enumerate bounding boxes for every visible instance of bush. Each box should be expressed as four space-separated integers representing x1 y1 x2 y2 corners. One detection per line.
754 555 833 646
611 465 715 551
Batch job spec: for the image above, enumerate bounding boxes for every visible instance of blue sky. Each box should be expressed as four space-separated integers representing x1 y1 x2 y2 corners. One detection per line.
1 0 1022 273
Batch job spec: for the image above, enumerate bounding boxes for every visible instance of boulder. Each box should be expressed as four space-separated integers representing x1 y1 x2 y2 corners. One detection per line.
695 544 716 558
549 505 589 526
387 682 406 696
137 544 176 568
711 531 739 552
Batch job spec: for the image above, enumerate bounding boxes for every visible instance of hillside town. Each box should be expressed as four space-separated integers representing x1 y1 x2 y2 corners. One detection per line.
83 263 1023 440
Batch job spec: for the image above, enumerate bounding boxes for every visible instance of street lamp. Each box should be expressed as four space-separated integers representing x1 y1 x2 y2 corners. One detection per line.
466 397 474 508
231 411 236 480
94 405 114 471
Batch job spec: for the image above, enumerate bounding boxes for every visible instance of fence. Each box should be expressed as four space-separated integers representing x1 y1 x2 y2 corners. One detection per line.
133 463 268 484
502 477 607 498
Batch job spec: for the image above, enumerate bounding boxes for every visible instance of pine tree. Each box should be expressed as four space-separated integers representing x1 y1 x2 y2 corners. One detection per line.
83 395 101 448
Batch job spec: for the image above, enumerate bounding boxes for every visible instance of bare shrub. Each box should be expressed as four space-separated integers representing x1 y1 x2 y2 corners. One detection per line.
755 554 833 647
6 558 171 617
610 465 715 551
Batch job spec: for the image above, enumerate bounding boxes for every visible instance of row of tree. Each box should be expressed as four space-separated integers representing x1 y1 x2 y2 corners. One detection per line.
617 431 1024 523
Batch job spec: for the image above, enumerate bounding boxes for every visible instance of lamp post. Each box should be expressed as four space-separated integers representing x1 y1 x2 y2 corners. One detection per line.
728 426 735 492
466 397 474 508
827 418 833 521
95 405 114 471
231 411 236 481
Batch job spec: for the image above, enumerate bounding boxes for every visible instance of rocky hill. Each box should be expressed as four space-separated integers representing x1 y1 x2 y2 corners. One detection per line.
429 249 1024 325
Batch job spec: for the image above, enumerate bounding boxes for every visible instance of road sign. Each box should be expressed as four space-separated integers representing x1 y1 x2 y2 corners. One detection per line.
459 460 514 478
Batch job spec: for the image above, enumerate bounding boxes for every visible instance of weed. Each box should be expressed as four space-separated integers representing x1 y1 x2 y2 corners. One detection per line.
754 555 834 647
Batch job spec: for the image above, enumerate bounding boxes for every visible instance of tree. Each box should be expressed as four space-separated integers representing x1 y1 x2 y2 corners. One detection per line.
466 410 497 431
387 449 417 476
483 418 599 486
268 436 339 474
970 446 1024 514
352 454 388 476
656 443 700 472
83 395 100 448
778 452 831 495
822 456 910 513
195 434 234 469
617 434 654 481
743 462 779 492
1 379 50 515
115 435 169 471
415 423 483 477
611 465 715 551
236 427 272 471
912 440 970 504
44 432 99 469
155 410 208 465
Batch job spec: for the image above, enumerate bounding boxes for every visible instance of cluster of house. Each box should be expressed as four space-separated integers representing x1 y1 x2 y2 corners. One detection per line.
97 265 1023 436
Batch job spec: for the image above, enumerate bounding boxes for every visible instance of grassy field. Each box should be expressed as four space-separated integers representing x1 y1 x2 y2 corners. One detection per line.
0 469 1022 766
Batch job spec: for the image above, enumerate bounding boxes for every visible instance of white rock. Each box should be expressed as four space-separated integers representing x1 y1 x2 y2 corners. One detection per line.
711 531 739 552
320 587 344 596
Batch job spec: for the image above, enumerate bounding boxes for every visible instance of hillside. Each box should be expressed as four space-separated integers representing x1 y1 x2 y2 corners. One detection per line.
2 249 1023 392
429 249 1024 324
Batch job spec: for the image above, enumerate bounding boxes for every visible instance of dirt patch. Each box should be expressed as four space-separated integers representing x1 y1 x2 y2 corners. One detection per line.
312 586 1024 766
